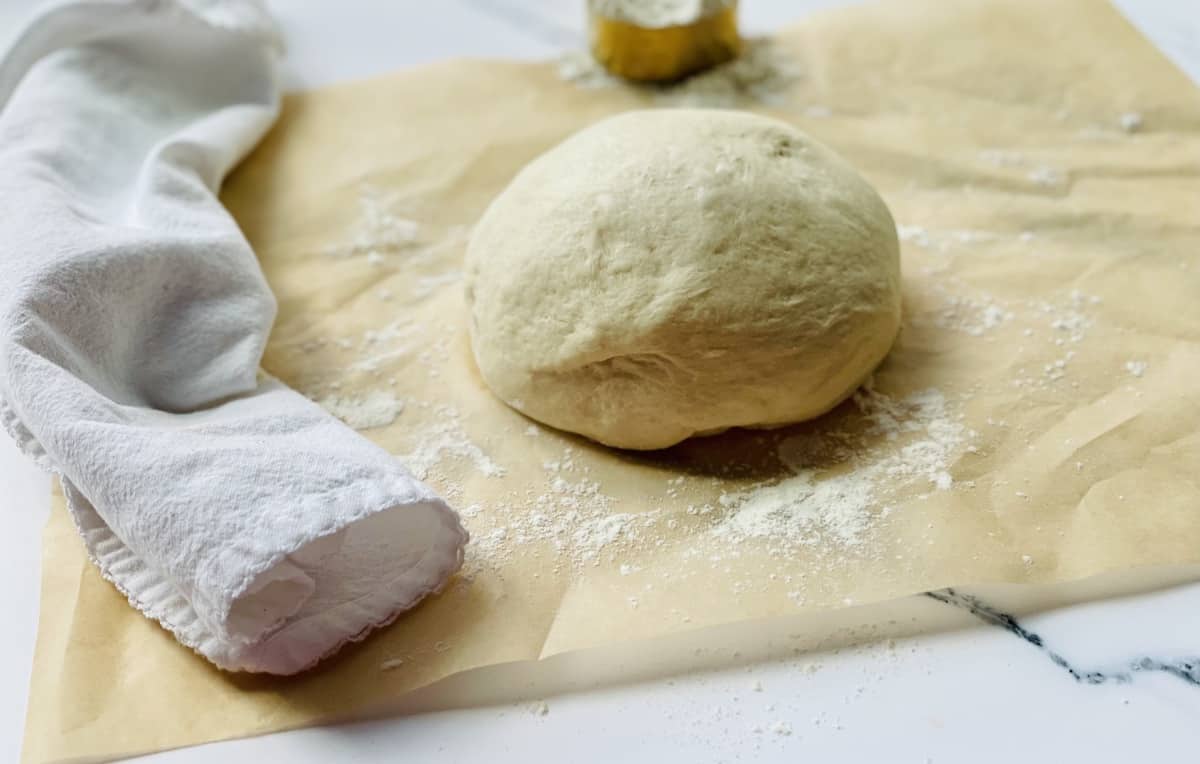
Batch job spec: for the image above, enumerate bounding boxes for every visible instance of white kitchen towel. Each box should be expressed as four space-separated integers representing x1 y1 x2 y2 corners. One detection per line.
0 0 467 674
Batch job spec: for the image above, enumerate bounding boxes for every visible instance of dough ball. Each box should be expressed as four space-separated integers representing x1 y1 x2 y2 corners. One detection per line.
464 109 900 450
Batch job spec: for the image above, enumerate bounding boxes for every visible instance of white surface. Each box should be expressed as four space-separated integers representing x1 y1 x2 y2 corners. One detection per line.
1 0 1198 761
155 587 1200 764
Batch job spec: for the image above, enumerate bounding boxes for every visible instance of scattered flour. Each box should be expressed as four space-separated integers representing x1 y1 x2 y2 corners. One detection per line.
400 405 506 480
466 449 633 572
901 228 1106 379
1119 111 1143 133
1124 360 1147 378
897 224 932 249
713 385 967 552
716 475 874 548
898 224 1000 254
1001 290 1101 390
574 512 640 562
559 38 801 107
1043 289 1098 343
556 50 620 88
318 391 404 430
659 39 801 107
453 380 976 579
348 319 425 375
935 294 1014 337
325 182 421 259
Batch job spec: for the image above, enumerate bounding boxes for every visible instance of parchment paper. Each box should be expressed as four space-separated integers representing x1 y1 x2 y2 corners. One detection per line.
23 0 1200 761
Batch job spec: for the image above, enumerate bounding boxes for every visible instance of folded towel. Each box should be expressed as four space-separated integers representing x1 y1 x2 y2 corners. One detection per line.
0 0 467 674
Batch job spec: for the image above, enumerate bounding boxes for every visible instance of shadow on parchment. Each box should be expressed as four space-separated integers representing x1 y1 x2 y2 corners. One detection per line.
534 284 951 483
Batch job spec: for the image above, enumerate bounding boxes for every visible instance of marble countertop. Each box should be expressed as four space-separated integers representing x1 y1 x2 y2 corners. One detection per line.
1 0 1198 761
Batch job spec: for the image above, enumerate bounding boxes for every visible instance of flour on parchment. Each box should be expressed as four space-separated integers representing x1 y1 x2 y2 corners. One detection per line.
399 404 506 481
559 38 801 107
456 384 971 580
713 387 966 552
319 391 404 430
324 183 420 260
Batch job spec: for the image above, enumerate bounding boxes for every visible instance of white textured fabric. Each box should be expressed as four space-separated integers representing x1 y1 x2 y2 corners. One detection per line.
0 0 467 675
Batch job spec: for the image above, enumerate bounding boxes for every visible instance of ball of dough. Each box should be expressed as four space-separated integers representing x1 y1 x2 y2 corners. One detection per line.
464 109 900 450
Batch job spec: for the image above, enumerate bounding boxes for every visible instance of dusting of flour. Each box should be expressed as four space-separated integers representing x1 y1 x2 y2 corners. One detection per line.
559 38 801 107
452 382 971 581
400 404 506 480
318 391 404 430
465 447 639 573
324 183 420 260
713 386 966 552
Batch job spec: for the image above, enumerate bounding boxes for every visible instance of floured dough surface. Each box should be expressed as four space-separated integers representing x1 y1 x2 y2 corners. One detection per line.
464 108 901 449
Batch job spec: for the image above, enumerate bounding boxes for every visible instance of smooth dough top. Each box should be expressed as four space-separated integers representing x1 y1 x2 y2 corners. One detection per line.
464 108 901 449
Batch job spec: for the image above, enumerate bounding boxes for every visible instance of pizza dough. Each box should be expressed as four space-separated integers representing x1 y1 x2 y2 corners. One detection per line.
464 109 901 450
